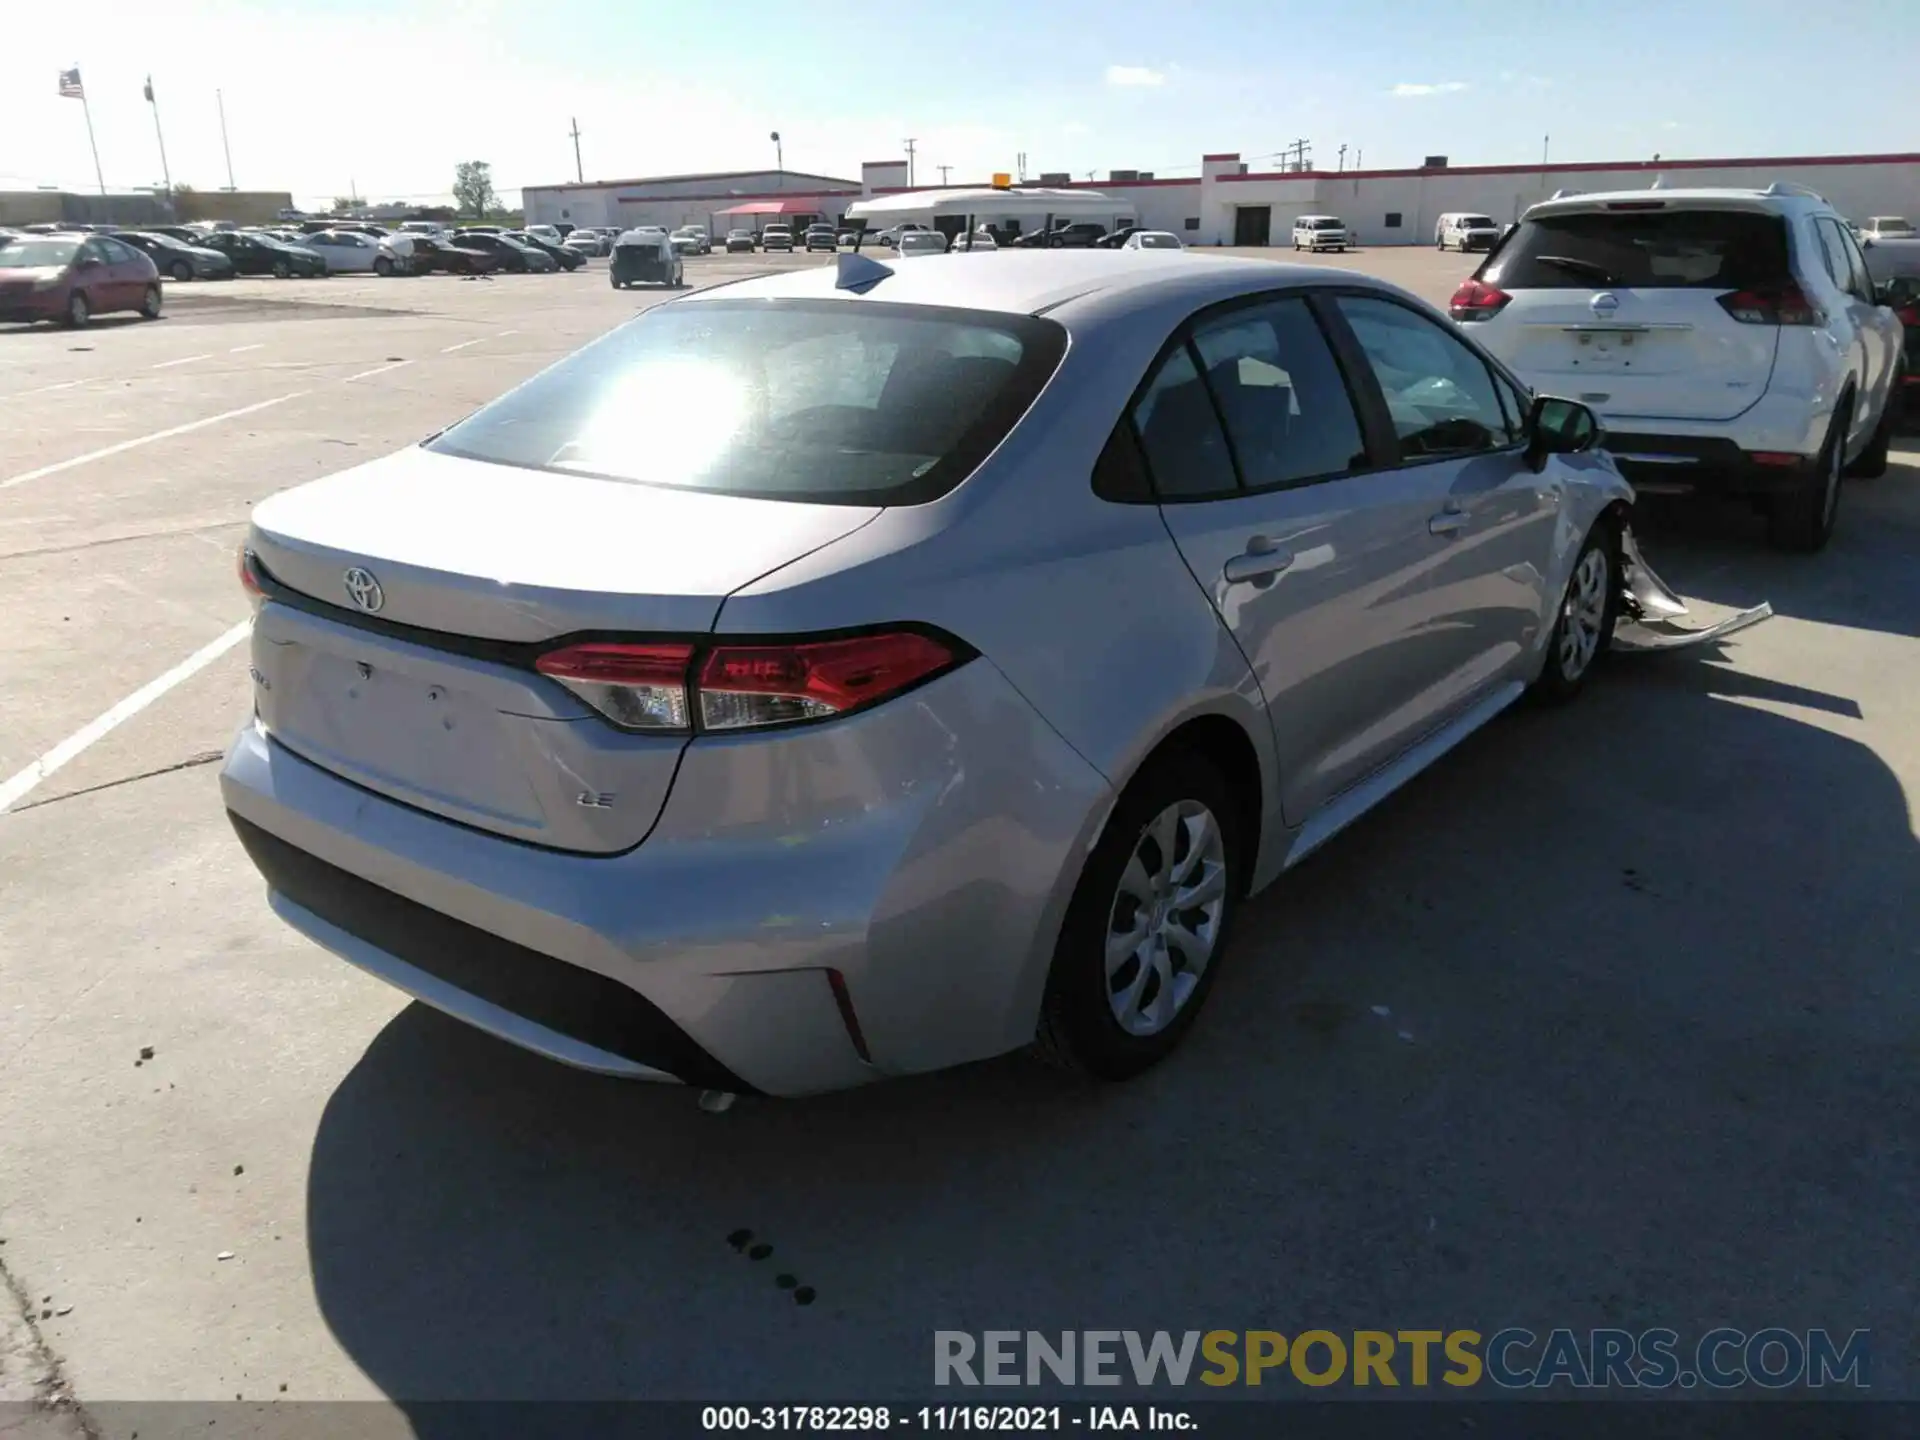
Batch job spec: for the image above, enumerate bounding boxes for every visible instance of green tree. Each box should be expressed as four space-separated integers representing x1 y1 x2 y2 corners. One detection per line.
453 162 498 219
331 195 360 213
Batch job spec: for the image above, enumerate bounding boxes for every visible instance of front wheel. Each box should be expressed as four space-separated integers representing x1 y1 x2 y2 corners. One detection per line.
139 284 163 320
170 260 193 282
1033 750 1244 1081
272 259 290 279
1531 520 1619 703
373 256 394 277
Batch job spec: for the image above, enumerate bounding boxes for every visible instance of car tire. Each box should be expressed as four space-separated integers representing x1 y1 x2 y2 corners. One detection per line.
272 259 290 279
1844 377 1899 479
65 291 90 328
1530 516 1620 705
373 257 393 277
1032 749 1245 1082
1766 407 1846 553
169 260 193 282
139 284 163 321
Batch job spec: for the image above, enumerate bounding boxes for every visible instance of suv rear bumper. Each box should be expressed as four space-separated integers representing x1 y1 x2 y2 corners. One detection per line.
1604 433 1817 493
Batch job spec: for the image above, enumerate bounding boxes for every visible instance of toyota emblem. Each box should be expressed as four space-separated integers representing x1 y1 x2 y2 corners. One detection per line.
1589 291 1620 317
342 567 385 613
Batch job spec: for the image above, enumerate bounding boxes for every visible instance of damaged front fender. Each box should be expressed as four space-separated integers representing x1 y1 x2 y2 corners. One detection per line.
1614 526 1774 653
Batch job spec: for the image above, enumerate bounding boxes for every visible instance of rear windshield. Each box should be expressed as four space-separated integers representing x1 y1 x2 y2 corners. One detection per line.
426 298 1068 505
1486 208 1791 290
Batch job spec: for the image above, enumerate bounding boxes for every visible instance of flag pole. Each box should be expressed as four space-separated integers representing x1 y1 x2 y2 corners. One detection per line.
146 77 173 197
217 89 236 190
81 94 106 195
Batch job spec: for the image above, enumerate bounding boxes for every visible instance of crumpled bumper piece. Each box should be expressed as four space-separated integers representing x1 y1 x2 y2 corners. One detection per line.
1614 527 1774 653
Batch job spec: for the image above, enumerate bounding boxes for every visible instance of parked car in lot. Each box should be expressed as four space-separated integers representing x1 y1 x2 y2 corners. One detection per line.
1456 185 1904 551
404 235 502 275
1435 213 1503 252
804 225 838 253
1013 222 1108 248
1122 230 1185 251
302 229 395 275
1290 215 1350 252
398 221 451 243
113 230 235 281
873 223 929 249
452 231 556 273
566 230 609 258
895 230 951 257
1860 216 1916 241
505 230 586 271
725 228 757 253
671 226 711 256
950 229 999 251
222 251 1772 1098
1096 226 1143 249
0 233 163 326
195 230 327 278
761 226 795 252
525 223 563 245
609 228 684 288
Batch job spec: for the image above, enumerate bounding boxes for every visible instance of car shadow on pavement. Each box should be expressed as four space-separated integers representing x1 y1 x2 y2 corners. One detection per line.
304 646 1920 1416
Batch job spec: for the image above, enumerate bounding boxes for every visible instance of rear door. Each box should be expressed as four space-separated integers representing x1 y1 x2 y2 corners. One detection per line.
1827 219 1903 434
1476 203 1788 423
1135 290 1471 821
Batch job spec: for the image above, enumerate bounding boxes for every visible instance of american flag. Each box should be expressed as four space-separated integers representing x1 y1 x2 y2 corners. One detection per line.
58 67 84 99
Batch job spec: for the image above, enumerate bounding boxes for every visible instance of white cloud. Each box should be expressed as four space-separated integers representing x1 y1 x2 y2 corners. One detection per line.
1106 65 1166 88
1661 120 1683 130
1391 81 1469 97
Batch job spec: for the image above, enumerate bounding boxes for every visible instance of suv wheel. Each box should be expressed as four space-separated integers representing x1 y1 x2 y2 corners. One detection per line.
1033 750 1244 1081
1767 409 1846 553
1844 374 1900 480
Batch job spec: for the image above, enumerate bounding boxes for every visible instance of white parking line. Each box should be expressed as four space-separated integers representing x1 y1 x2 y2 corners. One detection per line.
346 360 413 382
0 620 251 814
0 392 308 492
152 353 213 370
229 344 265 354
439 338 484 354
0 379 87 401
495 330 518 339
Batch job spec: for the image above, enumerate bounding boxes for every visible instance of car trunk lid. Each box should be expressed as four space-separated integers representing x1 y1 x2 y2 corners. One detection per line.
246 445 879 852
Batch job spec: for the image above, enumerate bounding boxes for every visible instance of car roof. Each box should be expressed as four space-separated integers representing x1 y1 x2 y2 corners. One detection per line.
680 250 1393 321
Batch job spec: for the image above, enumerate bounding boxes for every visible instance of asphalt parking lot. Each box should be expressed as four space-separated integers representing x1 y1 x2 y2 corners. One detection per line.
2 244 1917 1424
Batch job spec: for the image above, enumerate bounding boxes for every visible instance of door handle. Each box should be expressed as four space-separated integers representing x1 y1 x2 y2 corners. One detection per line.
1428 506 1470 537
1223 538 1295 585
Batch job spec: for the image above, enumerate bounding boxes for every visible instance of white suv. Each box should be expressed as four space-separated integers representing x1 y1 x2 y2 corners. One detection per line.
1291 215 1349 252
1453 185 1904 551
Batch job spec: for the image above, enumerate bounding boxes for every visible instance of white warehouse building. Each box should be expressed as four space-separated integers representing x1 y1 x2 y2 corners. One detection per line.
523 150 1920 246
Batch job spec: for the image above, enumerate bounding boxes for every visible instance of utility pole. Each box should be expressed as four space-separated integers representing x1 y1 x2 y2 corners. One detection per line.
145 77 172 197
571 117 583 183
903 137 917 188
1016 151 1026 182
1338 144 1347 173
937 164 951 186
770 130 783 186
217 89 236 190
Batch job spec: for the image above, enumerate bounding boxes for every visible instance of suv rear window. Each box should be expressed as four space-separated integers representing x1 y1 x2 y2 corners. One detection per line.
1486 208 1791 290
426 298 1068 505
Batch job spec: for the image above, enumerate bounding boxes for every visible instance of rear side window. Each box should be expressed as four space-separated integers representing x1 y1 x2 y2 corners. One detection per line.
1487 208 1791 290
426 298 1067 506
1131 345 1238 499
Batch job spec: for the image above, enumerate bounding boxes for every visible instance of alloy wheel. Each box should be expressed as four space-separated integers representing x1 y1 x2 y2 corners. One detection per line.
1104 801 1229 1037
1557 545 1610 682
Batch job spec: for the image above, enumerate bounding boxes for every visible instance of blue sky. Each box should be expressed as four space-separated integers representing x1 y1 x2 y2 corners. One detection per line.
7 0 1917 207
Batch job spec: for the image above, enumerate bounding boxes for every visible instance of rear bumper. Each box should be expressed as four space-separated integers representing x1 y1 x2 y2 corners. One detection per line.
610 252 672 282
220 659 1111 1097
1603 432 1818 494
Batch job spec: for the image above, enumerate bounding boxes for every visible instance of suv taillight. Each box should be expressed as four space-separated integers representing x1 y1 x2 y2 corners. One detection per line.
1717 283 1821 326
1449 278 1511 322
237 546 266 612
535 631 967 735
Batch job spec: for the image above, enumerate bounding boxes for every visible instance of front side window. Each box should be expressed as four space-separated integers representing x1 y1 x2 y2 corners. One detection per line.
1335 295 1511 460
427 298 1065 505
1188 298 1368 488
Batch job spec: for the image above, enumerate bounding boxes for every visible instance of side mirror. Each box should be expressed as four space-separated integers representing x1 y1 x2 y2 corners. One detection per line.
1525 395 1601 472
1861 236 1876 251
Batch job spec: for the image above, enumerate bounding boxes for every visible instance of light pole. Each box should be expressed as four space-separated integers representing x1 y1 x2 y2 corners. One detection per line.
770 131 783 187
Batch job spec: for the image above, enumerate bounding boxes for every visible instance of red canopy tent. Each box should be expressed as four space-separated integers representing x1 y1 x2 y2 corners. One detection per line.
713 198 828 217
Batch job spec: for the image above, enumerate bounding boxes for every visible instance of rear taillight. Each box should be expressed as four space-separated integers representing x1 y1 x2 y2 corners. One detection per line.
1897 306 1919 327
534 631 965 734
238 546 266 611
1449 278 1511 322
1717 283 1821 326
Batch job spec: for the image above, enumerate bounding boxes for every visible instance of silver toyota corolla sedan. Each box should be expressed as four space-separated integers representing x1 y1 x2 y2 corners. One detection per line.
222 251 1769 1097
